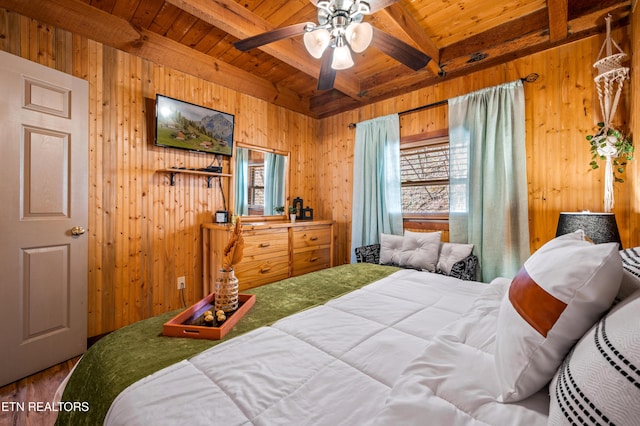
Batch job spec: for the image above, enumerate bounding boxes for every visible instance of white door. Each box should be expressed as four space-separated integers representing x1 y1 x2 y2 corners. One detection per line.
0 51 88 387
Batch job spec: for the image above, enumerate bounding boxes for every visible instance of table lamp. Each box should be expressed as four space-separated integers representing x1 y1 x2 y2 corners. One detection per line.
555 212 622 248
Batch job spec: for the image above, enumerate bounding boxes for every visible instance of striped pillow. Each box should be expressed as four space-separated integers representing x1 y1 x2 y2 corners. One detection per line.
548 291 640 425
619 247 640 300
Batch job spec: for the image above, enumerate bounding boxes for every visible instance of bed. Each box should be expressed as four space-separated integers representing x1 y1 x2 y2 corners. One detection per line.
56 232 640 425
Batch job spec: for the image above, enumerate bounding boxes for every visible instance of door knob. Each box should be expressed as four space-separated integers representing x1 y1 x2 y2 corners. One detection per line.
71 226 86 236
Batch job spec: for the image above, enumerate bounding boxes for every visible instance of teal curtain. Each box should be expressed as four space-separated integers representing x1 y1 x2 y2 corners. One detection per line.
448 80 529 282
234 147 248 216
264 152 285 215
350 114 403 263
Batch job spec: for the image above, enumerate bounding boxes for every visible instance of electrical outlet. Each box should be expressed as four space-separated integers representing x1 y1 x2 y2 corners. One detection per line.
177 276 186 290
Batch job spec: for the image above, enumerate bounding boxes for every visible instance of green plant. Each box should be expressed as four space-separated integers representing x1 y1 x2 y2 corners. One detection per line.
587 122 634 183
274 206 285 214
288 206 298 214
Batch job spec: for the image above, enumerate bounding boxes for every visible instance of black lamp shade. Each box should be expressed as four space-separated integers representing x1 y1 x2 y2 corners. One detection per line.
555 212 622 248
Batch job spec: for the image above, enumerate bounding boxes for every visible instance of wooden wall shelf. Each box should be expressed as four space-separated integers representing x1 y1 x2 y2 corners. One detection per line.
157 168 231 187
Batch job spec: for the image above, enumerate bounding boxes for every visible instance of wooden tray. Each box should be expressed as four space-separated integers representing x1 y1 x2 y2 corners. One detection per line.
162 293 255 340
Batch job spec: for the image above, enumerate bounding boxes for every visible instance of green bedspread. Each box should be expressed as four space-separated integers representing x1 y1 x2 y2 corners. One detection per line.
56 263 400 425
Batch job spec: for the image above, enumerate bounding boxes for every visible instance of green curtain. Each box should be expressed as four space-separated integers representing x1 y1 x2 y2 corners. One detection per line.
448 80 530 282
350 113 403 263
234 147 248 216
264 152 285 215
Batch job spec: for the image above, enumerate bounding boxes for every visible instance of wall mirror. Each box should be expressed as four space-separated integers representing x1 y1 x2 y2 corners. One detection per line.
233 144 289 217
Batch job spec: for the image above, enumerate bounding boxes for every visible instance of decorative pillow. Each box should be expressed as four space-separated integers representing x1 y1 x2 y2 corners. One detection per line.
379 233 404 265
618 247 640 301
494 230 623 402
355 243 380 264
398 230 441 272
548 291 640 425
436 242 474 275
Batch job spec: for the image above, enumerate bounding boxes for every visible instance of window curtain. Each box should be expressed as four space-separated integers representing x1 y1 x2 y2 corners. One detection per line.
350 113 403 263
448 80 529 282
234 147 248 216
264 152 285 215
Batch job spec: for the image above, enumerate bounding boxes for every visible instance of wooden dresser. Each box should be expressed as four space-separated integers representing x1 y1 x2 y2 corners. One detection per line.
202 220 334 293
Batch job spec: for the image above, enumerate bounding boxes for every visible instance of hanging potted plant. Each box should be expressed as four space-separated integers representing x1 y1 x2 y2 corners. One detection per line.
586 122 634 213
587 14 632 213
587 122 634 183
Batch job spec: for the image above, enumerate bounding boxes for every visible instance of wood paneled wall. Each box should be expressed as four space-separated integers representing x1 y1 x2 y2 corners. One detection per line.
319 26 638 265
630 3 639 244
1 9 637 336
0 10 318 337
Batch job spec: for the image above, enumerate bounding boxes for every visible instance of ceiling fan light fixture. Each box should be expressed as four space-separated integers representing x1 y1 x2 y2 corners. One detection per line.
304 28 331 59
345 22 372 53
331 42 354 70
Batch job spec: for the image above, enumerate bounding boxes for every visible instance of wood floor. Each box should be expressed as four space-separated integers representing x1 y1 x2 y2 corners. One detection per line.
0 357 81 426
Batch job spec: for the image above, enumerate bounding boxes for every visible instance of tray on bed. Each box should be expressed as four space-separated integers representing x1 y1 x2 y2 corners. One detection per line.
162 293 256 340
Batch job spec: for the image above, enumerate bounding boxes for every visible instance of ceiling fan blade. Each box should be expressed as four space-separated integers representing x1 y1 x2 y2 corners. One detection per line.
234 23 308 51
317 48 336 90
370 28 431 71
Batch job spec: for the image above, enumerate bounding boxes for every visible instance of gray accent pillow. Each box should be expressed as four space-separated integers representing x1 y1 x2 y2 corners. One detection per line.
398 230 441 272
379 233 404 265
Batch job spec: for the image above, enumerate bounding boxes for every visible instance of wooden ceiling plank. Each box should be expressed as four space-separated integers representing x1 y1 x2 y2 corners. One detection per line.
377 2 442 76
165 0 362 99
0 0 312 115
548 0 569 42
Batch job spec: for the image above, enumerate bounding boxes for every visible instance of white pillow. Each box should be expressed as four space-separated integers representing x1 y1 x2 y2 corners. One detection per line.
548 290 640 425
379 233 404 265
398 230 441 272
437 242 474 275
494 230 623 402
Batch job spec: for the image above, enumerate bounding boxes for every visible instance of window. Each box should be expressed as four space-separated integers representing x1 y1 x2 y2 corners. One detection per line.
248 164 264 210
400 136 449 216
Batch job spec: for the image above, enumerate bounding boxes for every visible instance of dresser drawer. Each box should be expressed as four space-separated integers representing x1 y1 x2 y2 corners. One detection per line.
292 248 331 277
291 225 331 251
243 228 288 256
235 255 289 290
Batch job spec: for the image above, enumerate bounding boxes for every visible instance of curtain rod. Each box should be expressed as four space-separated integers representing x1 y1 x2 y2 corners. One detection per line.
347 73 539 129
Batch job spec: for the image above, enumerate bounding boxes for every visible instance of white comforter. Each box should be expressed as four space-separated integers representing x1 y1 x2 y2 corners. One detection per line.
105 269 549 425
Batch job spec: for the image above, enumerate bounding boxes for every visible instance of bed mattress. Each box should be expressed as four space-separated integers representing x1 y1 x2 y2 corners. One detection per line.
104 269 549 425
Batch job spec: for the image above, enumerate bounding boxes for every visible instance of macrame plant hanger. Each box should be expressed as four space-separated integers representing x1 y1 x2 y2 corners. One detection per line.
593 14 630 212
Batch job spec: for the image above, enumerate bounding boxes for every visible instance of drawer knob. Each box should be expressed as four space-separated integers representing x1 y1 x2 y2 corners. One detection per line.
259 242 270 248
309 236 318 241
260 265 272 273
310 256 319 262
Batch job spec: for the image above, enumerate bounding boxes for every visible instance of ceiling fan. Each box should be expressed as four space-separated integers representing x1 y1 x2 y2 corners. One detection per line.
234 0 432 91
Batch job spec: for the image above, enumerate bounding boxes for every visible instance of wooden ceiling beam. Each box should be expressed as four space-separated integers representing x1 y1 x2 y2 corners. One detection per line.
0 0 312 116
548 0 569 42
377 2 443 76
440 9 549 64
166 0 362 100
